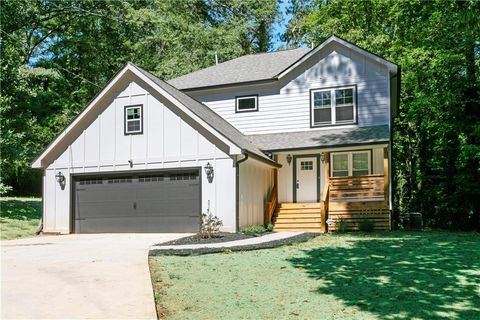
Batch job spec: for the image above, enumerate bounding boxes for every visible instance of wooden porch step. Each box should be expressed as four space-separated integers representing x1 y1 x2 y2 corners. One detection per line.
276 208 321 214
273 222 321 228
275 213 321 219
275 217 322 223
279 202 320 209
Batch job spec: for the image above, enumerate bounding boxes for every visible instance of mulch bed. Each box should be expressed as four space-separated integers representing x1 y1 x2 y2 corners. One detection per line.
149 232 319 256
156 232 262 246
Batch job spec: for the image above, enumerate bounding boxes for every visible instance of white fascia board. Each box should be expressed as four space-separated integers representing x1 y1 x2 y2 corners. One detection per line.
276 35 397 79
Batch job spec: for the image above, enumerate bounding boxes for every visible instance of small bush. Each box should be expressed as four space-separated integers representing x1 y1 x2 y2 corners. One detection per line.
266 223 274 232
336 218 348 233
199 209 223 239
240 225 270 234
0 182 12 196
359 219 375 232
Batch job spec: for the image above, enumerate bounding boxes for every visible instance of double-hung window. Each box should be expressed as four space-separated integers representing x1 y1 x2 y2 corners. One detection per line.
331 151 371 177
311 86 356 126
125 105 143 134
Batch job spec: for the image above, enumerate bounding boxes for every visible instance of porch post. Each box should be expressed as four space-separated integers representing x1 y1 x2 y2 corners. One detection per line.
383 147 389 206
321 152 330 233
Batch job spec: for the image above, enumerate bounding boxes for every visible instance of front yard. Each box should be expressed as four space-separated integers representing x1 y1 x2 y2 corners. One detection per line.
0 197 42 240
150 232 480 320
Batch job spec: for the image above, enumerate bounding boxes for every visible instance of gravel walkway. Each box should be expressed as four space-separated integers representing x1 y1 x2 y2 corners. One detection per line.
149 232 319 256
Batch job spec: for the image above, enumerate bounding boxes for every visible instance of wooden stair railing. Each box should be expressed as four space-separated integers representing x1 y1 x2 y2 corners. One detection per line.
327 175 390 231
320 180 329 233
265 183 278 225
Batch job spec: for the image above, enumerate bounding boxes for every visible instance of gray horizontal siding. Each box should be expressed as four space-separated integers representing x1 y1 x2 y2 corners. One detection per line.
190 42 390 135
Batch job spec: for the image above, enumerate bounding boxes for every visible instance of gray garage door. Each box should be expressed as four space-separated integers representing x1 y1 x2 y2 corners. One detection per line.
73 170 201 233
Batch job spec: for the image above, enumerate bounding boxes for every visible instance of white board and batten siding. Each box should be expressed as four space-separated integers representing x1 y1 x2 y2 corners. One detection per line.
238 158 274 228
190 41 391 135
43 77 237 233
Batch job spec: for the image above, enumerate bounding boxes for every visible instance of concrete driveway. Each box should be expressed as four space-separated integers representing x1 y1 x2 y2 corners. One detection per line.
1 233 188 319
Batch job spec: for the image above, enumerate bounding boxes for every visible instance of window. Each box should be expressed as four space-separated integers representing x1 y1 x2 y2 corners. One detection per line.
311 86 356 126
236 95 258 112
300 161 313 171
331 151 371 177
332 154 349 177
125 105 142 134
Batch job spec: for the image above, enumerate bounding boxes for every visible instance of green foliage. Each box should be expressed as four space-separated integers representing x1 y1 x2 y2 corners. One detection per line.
284 0 480 230
240 224 272 234
336 218 348 233
358 219 375 233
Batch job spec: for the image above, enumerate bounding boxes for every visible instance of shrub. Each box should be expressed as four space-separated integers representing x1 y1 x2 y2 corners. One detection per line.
336 218 348 233
240 225 271 234
359 219 375 232
0 182 12 196
199 209 223 239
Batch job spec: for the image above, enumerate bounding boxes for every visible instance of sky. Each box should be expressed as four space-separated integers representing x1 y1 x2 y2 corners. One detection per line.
271 0 291 50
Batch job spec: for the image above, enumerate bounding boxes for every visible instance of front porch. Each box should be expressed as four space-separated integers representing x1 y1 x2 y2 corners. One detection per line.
266 147 391 232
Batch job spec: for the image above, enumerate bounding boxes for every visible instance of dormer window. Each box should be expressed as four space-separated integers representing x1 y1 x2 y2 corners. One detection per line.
311 86 356 126
125 105 143 134
236 95 258 113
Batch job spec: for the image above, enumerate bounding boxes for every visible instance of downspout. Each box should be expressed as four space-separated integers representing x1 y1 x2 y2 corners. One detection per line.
235 154 249 232
390 66 401 229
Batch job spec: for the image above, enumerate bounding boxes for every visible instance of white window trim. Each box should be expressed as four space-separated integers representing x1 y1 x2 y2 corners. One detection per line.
125 105 143 134
330 150 371 177
311 85 356 127
235 95 258 113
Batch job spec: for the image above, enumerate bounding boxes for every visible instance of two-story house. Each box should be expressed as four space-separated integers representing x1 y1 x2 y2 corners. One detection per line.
32 36 399 234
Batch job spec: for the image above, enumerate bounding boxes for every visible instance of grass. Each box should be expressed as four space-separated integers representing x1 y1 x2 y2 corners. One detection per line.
0 197 42 240
149 232 480 320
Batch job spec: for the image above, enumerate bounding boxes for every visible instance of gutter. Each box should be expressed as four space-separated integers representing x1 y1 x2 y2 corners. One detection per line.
243 150 282 168
235 154 249 232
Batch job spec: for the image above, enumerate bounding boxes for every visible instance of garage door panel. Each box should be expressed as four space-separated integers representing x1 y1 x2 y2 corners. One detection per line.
76 201 137 218
76 216 199 233
74 170 200 233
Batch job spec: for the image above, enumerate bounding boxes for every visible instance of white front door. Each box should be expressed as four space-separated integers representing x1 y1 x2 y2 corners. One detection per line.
295 157 318 202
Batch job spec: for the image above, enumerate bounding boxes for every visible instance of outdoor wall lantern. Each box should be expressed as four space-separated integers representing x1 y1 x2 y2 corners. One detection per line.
286 154 292 166
204 162 214 183
55 171 66 190
320 152 325 163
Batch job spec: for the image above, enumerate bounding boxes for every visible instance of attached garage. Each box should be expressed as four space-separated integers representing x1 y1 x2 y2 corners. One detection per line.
73 169 201 233
32 63 278 234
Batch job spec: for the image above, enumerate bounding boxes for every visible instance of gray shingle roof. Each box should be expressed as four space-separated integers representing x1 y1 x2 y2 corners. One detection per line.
247 125 390 151
133 64 277 164
168 48 311 90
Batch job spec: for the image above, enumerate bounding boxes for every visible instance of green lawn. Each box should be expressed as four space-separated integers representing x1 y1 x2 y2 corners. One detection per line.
0 197 42 240
150 232 480 320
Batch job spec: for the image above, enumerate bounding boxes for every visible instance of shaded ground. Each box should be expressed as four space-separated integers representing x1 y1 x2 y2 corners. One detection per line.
0 197 41 240
150 232 480 320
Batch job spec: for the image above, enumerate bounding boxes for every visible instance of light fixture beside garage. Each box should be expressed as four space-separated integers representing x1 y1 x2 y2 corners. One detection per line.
55 171 66 190
204 162 214 183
